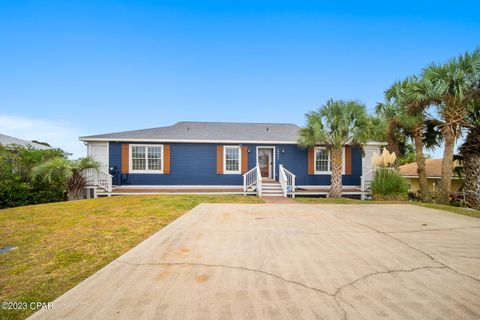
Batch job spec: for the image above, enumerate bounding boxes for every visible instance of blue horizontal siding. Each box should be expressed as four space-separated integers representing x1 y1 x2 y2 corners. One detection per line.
109 142 362 186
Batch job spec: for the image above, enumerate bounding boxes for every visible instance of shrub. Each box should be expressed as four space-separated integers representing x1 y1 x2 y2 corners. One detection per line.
0 145 66 208
371 168 409 200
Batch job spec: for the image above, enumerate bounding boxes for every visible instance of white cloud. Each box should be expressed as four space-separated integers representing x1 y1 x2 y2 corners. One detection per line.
0 114 86 158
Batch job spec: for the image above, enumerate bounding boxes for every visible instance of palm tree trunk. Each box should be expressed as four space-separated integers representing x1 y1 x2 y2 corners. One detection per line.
460 127 480 209
66 172 86 201
413 127 431 202
463 154 480 209
438 128 455 205
329 146 343 198
387 123 400 167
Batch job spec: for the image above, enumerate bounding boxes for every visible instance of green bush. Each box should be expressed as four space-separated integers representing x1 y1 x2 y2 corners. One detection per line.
0 145 66 208
371 168 409 200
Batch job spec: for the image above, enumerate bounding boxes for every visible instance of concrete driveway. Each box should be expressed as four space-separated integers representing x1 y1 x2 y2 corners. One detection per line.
30 204 480 320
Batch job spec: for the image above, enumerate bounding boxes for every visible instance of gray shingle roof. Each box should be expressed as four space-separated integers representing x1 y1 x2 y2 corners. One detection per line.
0 133 52 150
80 121 301 143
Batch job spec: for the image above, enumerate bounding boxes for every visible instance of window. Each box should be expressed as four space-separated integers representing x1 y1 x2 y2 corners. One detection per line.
314 147 346 174
315 147 331 173
224 146 241 174
130 145 163 173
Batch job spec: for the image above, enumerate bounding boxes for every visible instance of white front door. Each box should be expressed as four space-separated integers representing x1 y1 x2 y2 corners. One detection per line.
87 142 109 172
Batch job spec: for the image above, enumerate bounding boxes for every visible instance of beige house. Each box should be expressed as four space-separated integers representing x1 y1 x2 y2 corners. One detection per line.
399 159 462 196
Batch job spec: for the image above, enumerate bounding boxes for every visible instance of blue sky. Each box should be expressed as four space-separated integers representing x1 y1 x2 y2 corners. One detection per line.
0 1 478 157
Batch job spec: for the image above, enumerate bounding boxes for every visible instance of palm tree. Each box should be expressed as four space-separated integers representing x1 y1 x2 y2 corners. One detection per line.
459 104 480 209
423 48 480 204
385 77 433 202
375 101 401 163
298 99 371 198
33 156 100 200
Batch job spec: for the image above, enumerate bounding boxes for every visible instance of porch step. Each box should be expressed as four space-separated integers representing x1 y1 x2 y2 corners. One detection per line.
260 181 283 197
262 185 282 190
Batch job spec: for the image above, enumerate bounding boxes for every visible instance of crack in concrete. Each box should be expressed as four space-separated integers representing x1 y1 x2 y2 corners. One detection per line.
111 209 480 319
330 213 480 283
333 266 447 296
115 259 351 317
114 259 334 296
114 259 451 320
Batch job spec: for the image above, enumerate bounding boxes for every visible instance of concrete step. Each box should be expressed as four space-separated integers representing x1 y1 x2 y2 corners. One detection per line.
262 193 284 197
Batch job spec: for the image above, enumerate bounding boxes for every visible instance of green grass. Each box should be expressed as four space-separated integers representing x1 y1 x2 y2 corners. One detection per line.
0 195 263 320
413 202 480 219
295 196 480 218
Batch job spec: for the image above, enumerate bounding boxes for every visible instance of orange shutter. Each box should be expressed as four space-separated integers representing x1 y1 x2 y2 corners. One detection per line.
121 144 129 173
216 145 223 174
164 144 171 174
241 146 248 174
307 147 314 175
345 146 352 175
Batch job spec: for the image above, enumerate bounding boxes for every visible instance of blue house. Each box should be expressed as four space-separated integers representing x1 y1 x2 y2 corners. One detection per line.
80 121 383 197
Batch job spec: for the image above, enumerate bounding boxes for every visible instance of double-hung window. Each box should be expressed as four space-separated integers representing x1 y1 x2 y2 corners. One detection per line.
130 144 163 173
224 146 241 174
314 147 346 174
314 147 331 174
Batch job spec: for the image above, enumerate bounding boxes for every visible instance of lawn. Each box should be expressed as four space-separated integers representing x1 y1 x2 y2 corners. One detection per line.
295 196 480 218
0 195 263 320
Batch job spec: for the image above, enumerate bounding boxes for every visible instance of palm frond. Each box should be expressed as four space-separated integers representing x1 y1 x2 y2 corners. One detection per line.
32 157 72 182
297 99 371 149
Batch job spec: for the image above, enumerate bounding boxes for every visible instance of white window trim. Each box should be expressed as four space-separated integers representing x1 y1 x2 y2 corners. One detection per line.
129 144 164 174
314 147 345 175
223 145 241 175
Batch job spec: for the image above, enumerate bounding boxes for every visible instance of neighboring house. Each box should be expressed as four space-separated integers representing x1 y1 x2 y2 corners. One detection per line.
80 121 384 197
0 133 53 150
399 159 462 197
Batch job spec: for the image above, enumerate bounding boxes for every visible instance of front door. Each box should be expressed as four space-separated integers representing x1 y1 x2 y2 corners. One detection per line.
257 148 273 178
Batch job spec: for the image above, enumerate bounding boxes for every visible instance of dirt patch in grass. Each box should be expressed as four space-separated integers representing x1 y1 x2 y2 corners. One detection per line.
0 195 262 320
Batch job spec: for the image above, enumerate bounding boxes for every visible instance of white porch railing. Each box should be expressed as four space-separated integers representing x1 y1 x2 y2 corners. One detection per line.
243 166 258 195
279 164 296 198
83 168 113 192
256 166 262 197
360 168 375 200
242 165 263 196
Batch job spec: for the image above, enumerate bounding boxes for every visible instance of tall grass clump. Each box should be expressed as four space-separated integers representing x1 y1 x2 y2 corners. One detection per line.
371 168 408 200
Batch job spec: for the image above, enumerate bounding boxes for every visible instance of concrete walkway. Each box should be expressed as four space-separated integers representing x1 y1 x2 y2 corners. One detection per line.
30 204 480 320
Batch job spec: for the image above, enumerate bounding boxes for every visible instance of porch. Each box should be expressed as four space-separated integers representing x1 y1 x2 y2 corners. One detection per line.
84 165 374 198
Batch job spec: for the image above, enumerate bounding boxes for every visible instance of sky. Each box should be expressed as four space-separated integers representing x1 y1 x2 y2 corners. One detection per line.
0 1 479 158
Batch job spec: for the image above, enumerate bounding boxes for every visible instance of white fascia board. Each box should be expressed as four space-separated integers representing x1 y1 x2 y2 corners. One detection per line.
79 137 299 144
80 136 387 145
